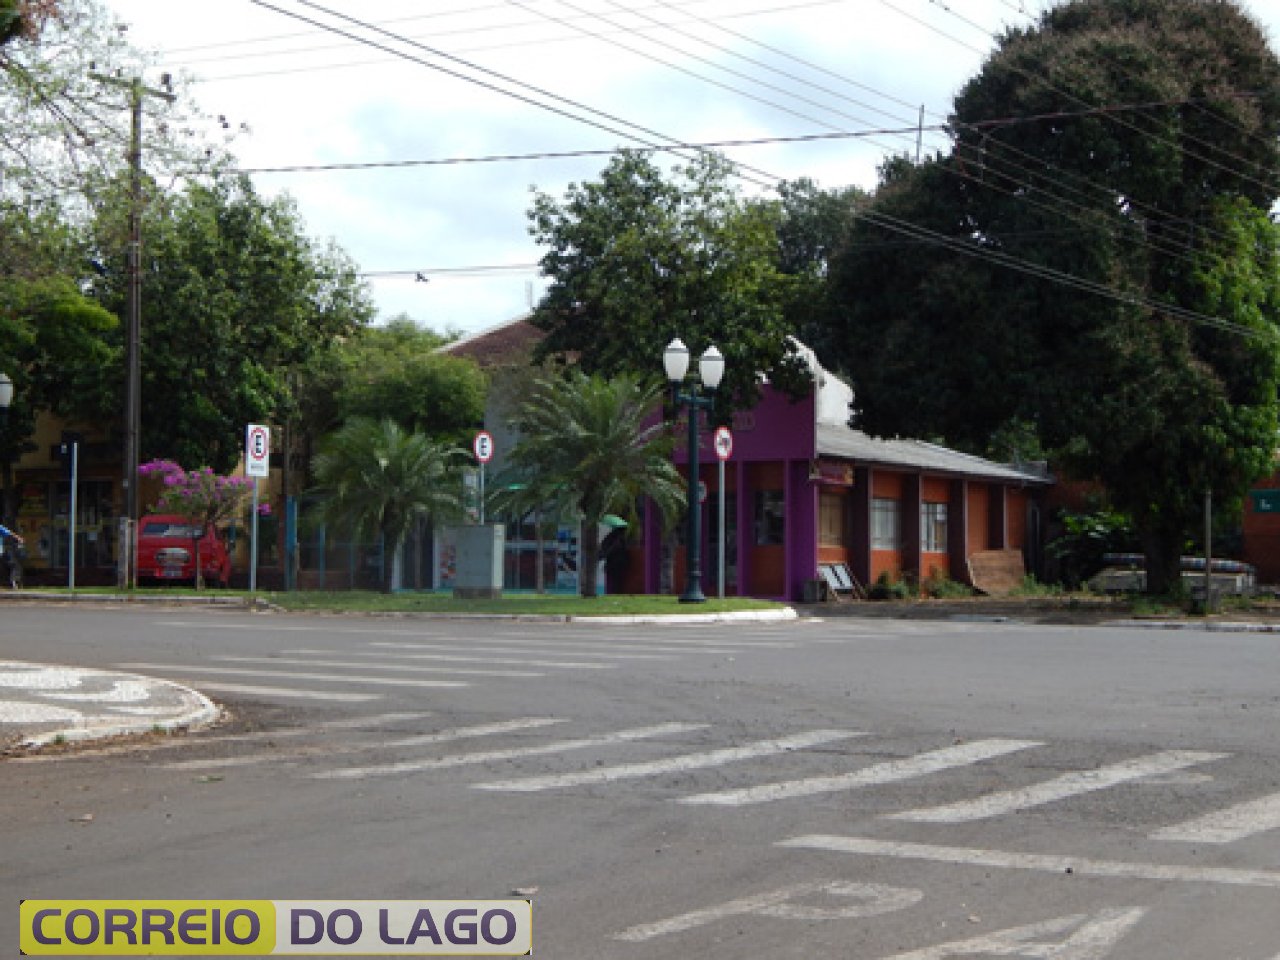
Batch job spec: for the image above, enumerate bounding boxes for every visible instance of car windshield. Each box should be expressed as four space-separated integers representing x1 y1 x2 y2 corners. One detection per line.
141 521 202 538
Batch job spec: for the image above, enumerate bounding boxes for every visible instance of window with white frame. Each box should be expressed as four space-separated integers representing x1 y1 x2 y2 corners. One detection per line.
871 498 900 550
921 501 948 553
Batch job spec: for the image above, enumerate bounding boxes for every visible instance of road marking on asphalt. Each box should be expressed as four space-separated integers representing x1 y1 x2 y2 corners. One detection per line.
1151 790 1280 844
37 679 157 703
611 880 922 942
286 643 673 661
778 835 1280 888
368 637 742 657
385 717 566 747
878 907 1146 960
312 721 706 780
155 620 786 652
213 655 544 678
161 718 567 770
677 738 1042 806
117 663 468 689
351 645 616 670
175 681 381 702
887 749 1229 822
473 729 864 792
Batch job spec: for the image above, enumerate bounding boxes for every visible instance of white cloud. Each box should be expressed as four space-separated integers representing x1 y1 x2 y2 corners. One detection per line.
103 0 1280 333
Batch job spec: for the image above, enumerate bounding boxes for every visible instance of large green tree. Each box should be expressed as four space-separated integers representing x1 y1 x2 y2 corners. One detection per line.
88 174 375 472
310 417 463 593
297 316 486 448
529 150 810 412
506 371 684 598
827 0 1280 592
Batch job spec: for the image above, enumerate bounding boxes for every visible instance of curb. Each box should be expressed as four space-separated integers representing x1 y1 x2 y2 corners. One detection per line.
1102 619 1280 633
2 663 222 751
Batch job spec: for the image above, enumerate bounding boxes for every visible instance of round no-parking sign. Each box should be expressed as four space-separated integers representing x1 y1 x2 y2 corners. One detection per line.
713 426 734 461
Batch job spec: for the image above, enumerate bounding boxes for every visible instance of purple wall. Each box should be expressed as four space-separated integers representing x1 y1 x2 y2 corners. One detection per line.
651 386 819 600
672 387 816 465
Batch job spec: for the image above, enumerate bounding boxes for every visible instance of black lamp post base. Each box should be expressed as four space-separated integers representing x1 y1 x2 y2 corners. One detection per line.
678 586 707 603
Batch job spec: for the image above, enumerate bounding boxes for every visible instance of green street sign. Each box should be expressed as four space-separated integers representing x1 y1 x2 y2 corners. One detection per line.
1250 489 1280 513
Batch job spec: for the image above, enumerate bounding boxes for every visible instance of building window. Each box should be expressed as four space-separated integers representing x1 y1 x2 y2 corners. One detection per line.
754 490 785 545
922 501 948 553
871 498 900 550
819 492 845 546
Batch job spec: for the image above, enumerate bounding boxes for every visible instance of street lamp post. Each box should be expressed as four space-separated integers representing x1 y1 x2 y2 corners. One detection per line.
664 338 725 604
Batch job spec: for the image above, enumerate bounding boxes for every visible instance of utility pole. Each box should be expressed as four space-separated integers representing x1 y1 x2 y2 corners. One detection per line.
90 73 174 587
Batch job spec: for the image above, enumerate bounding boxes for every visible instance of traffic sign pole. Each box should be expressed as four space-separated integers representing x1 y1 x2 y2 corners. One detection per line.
718 457 725 599
245 424 270 593
473 431 495 525
713 427 733 599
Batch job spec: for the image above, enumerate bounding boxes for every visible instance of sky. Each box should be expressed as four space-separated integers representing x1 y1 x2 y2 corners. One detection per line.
99 0 1280 337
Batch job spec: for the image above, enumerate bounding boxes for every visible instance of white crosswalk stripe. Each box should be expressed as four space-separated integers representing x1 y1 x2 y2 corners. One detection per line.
777 834 1280 889
473 729 863 793
312 722 707 781
117 662 468 689
167 681 382 702
212 655 543 678
350 647 617 670
285 644 671 661
887 749 1229 823
368 638 743 657
677 738 1042 806
161 718 567 771
1151 790 1280 844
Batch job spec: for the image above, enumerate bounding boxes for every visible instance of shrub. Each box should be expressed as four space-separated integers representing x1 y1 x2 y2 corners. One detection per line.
868 571 913 601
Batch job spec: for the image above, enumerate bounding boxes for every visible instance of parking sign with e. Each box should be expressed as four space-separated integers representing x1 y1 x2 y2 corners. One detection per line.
246 424 270 478
474 430 494 463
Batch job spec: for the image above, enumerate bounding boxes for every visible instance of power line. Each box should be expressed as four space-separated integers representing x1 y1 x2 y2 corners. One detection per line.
250 0 780 187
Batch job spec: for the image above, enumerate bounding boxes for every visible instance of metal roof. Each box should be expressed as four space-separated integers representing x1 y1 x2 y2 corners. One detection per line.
815 422 1052 485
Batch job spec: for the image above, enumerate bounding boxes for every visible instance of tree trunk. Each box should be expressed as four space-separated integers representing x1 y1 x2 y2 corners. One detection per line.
1141 527 1182 595
383 535 402 594
580 519 601 598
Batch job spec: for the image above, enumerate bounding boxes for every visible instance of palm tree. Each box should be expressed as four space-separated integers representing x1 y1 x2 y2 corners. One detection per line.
508 371 685 598
311 417 463 592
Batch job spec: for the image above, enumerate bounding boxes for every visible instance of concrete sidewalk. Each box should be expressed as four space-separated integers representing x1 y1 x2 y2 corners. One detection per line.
0 661 220 753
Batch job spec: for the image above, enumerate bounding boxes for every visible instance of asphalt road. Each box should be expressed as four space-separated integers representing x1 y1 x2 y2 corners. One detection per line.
3 605 1280 958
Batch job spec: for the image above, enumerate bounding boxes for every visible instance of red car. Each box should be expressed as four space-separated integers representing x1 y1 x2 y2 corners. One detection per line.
136 514 232 587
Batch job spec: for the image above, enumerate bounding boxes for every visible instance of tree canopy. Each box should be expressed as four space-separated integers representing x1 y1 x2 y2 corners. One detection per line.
825 0 1280 591
86 174 375 472
529 150 810 412
297 316 487 448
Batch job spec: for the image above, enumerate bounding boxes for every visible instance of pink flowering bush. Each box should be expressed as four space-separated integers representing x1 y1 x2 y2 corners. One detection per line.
138 460 273 587
139 459 256 528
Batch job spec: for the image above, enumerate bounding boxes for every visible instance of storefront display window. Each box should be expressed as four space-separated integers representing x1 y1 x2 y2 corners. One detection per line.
754 490 784 545
922 501 948 553
872 498 900 550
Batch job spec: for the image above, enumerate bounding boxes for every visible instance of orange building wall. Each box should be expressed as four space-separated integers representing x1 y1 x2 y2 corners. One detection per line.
871 550 902 583
873 473 904 498
921 477 950 502
1007 489 1029 548
967 484 990 552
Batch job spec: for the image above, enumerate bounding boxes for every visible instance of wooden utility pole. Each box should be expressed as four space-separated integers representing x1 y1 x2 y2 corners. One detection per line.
90 73 174 587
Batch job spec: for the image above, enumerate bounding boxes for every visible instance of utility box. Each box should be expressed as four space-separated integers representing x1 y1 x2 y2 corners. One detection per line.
449 524 505 599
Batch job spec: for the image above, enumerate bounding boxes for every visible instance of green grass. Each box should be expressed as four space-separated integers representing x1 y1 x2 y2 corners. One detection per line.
262 591 787 617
